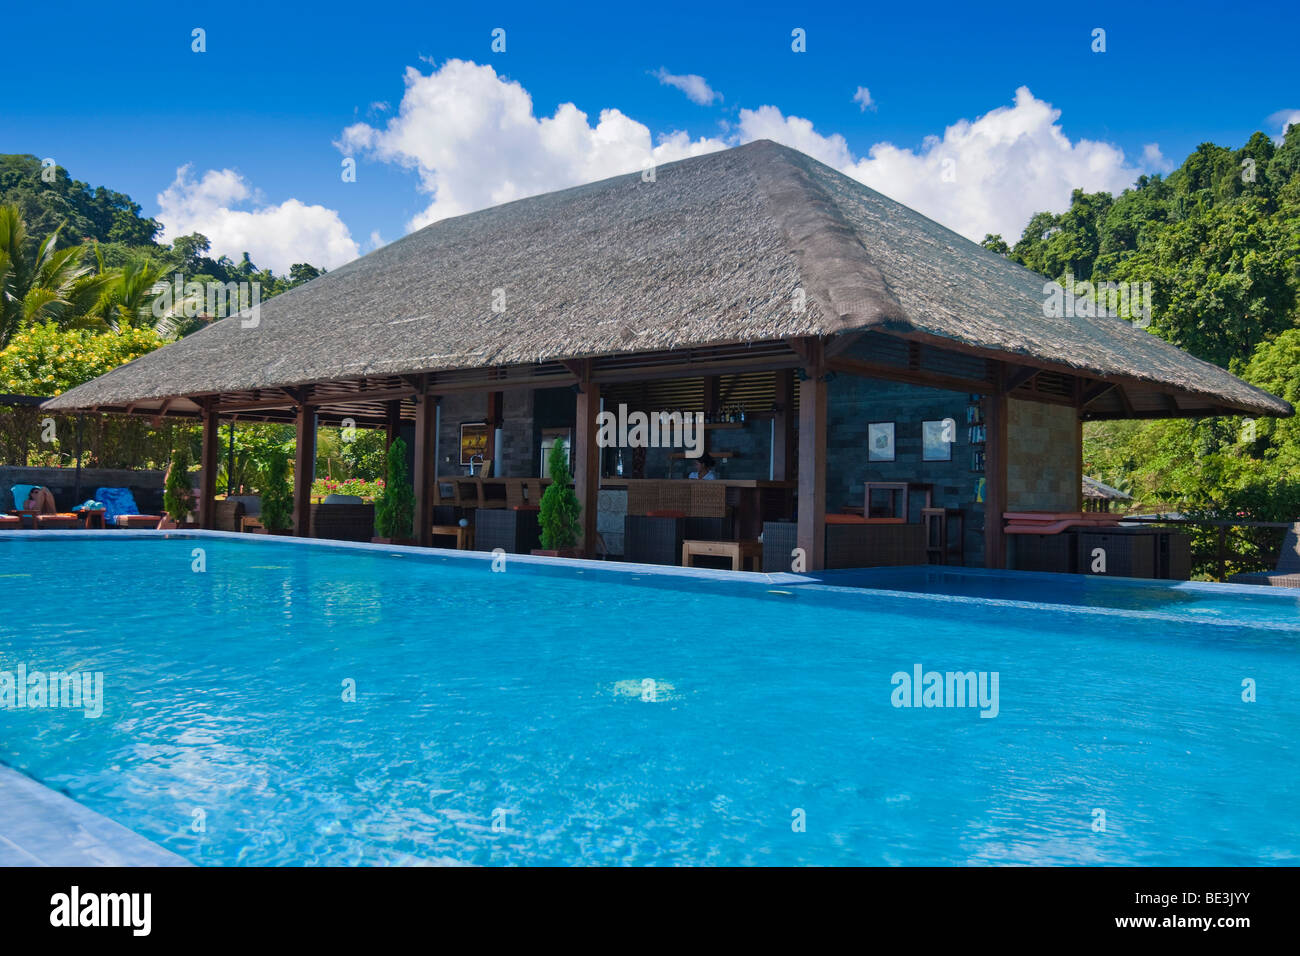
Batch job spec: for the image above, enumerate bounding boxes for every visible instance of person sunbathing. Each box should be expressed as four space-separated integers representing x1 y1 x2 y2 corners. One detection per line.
24 486 57 514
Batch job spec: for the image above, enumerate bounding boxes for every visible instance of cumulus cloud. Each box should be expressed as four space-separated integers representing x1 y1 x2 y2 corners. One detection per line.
735 88 1147 242
157 166 359 273
1142 143 1173 173
653 68 722 106
338 59 726 229
1267 108 1300 141
343 64 1156 246
853 87 876 112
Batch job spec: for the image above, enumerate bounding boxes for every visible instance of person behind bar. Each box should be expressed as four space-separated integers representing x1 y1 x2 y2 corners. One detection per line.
689 453 717 480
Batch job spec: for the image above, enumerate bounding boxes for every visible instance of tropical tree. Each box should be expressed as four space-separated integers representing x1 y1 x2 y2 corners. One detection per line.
0 203 115 347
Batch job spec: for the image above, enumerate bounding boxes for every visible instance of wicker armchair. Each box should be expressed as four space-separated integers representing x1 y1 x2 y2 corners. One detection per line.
1229 523 1300 587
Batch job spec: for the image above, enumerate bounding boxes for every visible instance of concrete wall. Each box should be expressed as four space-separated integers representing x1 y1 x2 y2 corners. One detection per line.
1007 399 1080 512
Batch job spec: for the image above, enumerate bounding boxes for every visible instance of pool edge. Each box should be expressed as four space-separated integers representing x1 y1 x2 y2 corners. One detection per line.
0 763 191 867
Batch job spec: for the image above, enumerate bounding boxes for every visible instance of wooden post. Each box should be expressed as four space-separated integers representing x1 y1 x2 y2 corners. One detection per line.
413 389 436 547
983 371 1009 569
484 390 503 473
293 403 314 537
773 368 795 481
1216 525 1228 580
573 371 600 557
1075 415 1084 512
385 400 401 450
703 375 720 419
199 404 219 529
796 342 827 571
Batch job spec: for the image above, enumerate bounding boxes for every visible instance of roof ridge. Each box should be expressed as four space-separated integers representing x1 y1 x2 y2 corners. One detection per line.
746 141 906 335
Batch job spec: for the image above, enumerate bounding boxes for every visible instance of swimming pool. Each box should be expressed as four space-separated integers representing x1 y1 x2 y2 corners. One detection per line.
2 532 1296 866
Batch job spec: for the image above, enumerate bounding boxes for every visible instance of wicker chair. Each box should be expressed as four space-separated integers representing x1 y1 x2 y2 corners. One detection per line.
475 507 541 553
762 521 799 572
213 499 245 532
309 503 376 542
624 513 684 566
1228 523 1300 587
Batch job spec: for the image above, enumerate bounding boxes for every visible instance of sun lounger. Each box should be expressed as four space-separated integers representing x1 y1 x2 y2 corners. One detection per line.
1228 523 1300 587
95 487 162 529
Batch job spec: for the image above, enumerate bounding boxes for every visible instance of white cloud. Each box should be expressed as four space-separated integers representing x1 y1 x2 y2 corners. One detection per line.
653 68 722 106
342 64 1156 246
157 166 360 274
1141 143 1173 173
1267 108 1300 142
338 59 727 230
738 87 1149 243
853 87 876 112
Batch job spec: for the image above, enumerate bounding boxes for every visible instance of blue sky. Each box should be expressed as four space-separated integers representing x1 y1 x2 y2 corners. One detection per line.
6 0 1298 272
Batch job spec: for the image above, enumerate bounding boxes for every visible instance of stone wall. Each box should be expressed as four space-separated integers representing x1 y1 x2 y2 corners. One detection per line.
825 376 986 566
0 465 165 513
1007 399 1080 512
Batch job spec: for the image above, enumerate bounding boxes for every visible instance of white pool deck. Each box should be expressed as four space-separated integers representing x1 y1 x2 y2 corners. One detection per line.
0 765 189 866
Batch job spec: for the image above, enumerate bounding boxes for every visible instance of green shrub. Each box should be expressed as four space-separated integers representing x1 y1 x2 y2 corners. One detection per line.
162 442 194 522
260 454 293 531
374 437 414 539
538 438 581 550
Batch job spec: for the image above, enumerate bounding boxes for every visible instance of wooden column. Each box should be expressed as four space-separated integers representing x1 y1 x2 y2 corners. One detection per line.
412 389 436 547
199 404 219 529
1075 415 1084 512
796 342 827 571
702 375 720 419
293 403 314 537
384 400 402 450
772 368 795 481
484 390 503 474
573 374 601 557
983 370 1009 569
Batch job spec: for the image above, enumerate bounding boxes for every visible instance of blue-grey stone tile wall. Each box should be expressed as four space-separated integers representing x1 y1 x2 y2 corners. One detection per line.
825 375 986 566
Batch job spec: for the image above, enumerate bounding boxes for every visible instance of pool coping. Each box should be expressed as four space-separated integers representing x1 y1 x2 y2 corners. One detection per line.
0 763 190 867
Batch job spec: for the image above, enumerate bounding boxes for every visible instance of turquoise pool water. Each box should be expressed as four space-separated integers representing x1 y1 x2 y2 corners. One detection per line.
1 533 1297 866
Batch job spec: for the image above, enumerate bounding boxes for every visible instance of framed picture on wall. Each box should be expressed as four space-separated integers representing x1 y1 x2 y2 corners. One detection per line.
922 419 955 461
867 422 895 462
460 422 489 465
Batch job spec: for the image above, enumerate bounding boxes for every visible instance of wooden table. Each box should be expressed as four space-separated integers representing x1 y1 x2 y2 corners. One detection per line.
78 510 105 529
681 538 762 572
431 524 474 550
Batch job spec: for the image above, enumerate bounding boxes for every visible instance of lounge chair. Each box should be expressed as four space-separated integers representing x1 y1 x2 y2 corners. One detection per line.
95 487 163 529
0 514 21 529
1228 523 1300 588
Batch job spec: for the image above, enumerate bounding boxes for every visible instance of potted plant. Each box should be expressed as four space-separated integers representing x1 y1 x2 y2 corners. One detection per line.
260 454 294 535
372 437 416 545
532 437 584 558
161 441 195 528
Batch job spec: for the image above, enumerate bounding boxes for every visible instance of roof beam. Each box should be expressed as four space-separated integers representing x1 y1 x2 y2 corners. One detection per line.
1006 365 1041 391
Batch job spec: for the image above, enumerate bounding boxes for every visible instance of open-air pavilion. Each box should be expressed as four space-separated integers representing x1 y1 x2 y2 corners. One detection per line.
45 140 1292 572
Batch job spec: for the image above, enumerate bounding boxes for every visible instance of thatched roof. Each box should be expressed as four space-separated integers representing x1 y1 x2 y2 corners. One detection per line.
46 139 1290 418
1082 476 1133 500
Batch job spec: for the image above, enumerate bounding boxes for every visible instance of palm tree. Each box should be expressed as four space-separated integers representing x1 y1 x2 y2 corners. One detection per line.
87 249 179 336
0 203 115 348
